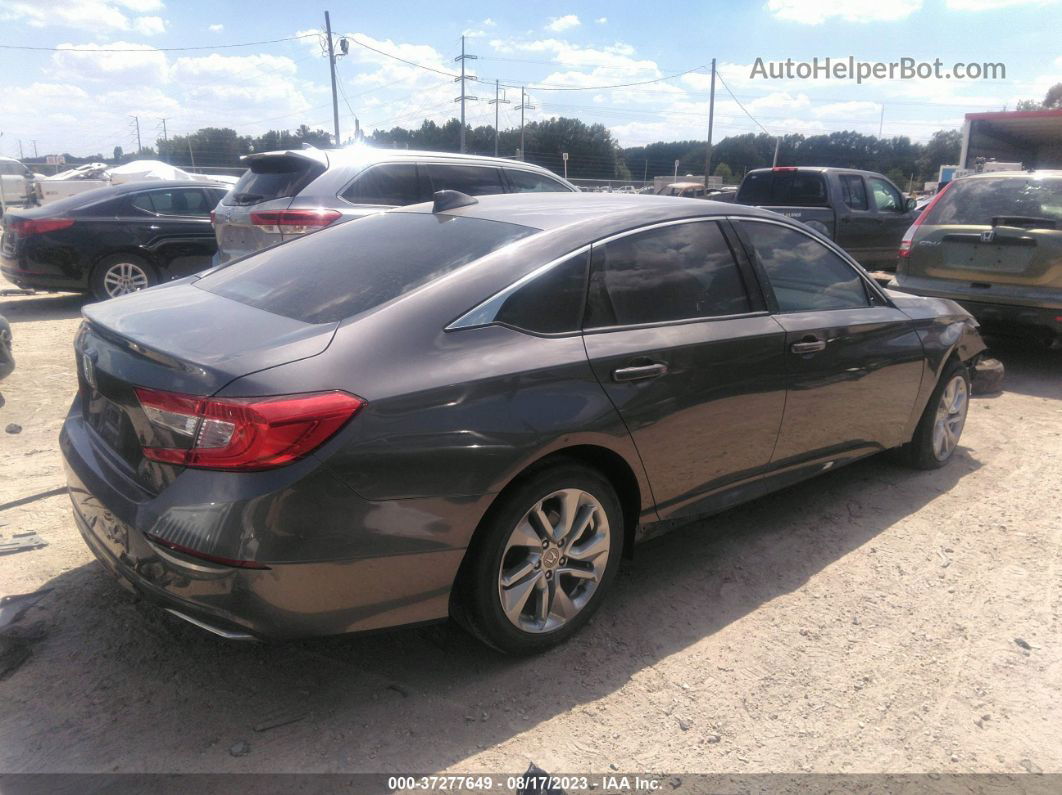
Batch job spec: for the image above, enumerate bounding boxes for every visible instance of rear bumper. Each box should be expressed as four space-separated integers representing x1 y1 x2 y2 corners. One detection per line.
61 411 473 641
1 254 87 292
890 275 1062 338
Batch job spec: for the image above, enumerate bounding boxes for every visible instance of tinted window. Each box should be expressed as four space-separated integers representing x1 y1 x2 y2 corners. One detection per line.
737 171 828 206
742 222 869 312
492 251 589 334
224 155 324 206
840 175 868 211
585 221 751 328
869 177 902 212
198 213 537 324
424 164 505 196
506 169 569 193
130 188 212 216
924 176 1062 227
342 163 424 206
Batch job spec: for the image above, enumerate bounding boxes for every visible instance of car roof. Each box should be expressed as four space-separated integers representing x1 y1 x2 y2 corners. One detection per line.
394 192 779 234
745 166 885 177
250 145 562 175
959 169 1062 179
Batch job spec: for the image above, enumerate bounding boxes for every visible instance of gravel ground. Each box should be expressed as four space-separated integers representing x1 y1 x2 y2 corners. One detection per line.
0 290 1059 776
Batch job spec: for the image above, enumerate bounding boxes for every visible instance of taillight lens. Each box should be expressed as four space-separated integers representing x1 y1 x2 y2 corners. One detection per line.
899 181 953 259
135 388 364 471
249 209 341 235
10 217 75 237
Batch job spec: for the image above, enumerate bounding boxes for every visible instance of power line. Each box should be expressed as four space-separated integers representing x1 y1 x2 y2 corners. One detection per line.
715 72 772 136
0 33 318 53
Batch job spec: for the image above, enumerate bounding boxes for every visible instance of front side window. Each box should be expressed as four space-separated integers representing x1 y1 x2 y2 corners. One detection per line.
342 163 424 206
506 169 569 193
741 221 870 313
840 175 869 211
869 177 903 212
585 221 751 328
424 164 506 196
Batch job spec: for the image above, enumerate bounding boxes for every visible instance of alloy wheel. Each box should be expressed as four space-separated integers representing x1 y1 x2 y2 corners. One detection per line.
932 374 968 461
102 261 150 297
497 488 610 634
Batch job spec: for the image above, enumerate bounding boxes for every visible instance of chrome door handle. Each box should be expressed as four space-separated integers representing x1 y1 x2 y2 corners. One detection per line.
791 340 826 354
612 363 668 382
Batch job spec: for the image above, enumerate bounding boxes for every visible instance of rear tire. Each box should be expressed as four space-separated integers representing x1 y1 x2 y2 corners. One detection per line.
90 254 157 301
896 360 971 470
453 462 623 655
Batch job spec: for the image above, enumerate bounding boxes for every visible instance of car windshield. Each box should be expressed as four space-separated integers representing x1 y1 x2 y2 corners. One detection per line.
924 176 1062 227
196 212 538 324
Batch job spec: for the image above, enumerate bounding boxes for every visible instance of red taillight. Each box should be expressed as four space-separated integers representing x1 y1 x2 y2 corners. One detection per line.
10 217 75 237
249 208 341 235
772 166 798 171
899 181 953 259
134 387 364 471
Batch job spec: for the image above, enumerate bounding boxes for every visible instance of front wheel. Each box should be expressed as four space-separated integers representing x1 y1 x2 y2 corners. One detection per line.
897 360 970 470
453 462 623 655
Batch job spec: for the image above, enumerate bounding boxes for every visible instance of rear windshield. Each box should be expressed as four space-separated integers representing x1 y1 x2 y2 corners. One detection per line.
924 176 1062 227
196 212 538 324
223 155 325 206
737 171 828 207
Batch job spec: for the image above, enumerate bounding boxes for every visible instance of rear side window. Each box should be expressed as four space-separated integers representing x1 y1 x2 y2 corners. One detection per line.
197 213 538 324
924 177 1062 227
840 175 868 211
506 169 570 193
341 163 426 206
737 171 828 207
424 164 506 196
741 221 870 312
585 221 751 328
130 188 212 216
224 155 324 206
492 251 589 334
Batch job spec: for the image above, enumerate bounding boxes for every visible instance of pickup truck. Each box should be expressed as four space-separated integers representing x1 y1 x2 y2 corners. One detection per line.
734 166 918 270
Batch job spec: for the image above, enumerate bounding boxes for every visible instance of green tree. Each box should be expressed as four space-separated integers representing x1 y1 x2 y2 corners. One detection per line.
713 162 733 182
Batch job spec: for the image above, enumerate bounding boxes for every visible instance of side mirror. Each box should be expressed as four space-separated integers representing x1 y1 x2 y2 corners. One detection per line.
905 197 917 212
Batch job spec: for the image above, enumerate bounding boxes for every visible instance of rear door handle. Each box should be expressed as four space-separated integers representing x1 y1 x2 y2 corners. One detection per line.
791 339 827 354
612 363 668 382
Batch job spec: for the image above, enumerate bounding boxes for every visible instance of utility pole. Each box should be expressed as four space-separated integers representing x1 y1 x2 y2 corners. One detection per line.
517 88 534 161
160 118 168 141
704 58 716 186
31 140 38 157
879 104 885 137
454 35 478 153
17 140 23 159
188 139 196 169
643 158 648 185
487 79 509 157
325 11 340 147
772 136 780 167
130 115 142 154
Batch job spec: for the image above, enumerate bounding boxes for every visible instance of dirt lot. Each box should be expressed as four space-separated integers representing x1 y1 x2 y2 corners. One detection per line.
0 290 1059 777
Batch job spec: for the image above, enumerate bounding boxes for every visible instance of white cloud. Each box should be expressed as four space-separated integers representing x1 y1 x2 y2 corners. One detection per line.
208 23 223 32
765 0 923 24
946 0 1058 8
481 17 496 26
545 14 581 32
0 0 168 31
132 14 165 35
596 17 608 23
50 41 169 84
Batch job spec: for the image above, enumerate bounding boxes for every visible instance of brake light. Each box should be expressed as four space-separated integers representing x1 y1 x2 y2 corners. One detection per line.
249 208 341 235
772 166 798 171
899 181 953 259
10 217 75 237
134 387 364 471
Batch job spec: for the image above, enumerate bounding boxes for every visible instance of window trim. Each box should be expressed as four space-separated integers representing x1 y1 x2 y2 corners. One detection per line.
729 216 893 314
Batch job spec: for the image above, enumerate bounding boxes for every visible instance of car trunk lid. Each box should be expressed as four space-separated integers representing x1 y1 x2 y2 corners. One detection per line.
75 281 338 492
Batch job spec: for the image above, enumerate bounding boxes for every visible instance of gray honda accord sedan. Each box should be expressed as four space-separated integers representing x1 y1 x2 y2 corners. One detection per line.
62 191 986 654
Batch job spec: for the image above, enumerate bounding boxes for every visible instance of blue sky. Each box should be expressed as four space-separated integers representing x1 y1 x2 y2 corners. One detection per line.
0 0 1059 165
